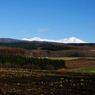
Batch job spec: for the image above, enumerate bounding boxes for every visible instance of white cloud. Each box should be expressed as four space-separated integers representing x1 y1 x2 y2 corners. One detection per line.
22 37 86 43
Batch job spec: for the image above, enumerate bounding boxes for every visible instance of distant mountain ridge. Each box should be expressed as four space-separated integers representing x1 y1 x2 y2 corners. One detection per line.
0 38 22 43
22 37 86 43
0 37 86 43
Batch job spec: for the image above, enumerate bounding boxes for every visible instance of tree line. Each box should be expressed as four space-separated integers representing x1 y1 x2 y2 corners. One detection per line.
0 54 65 70
40 50 95 57
0 47 95 57
42 44 95 51
1 42 95 50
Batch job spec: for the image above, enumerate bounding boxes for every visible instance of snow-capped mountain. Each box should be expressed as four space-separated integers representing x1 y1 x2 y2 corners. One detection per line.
22 37 86 43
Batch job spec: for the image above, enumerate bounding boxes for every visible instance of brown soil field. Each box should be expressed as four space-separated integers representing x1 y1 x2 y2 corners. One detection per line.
65 58 95 69
0 68 95 95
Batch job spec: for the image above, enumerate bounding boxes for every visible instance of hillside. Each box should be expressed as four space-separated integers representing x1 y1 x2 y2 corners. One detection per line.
0 38 22 43
0 38 95 57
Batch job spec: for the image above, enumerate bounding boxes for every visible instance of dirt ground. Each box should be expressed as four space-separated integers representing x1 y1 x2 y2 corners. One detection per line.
0 68 95 95
65 58 95 69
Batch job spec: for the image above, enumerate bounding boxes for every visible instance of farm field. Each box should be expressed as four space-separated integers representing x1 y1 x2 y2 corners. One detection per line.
48 57 95 60
70 66 95 73
48 57 80 60
0 56 95 95
0 68 95 95
49 57 95 70
65 57 95 69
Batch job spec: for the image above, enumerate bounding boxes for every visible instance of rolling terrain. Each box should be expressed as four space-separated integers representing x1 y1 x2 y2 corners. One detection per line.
0 38 95 71
0 38 95 57
0 38 95 95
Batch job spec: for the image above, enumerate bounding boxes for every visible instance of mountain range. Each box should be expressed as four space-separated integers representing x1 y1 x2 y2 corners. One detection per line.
0 37 95 57
0 37 86 43
0 38 22 43
22 37 86 43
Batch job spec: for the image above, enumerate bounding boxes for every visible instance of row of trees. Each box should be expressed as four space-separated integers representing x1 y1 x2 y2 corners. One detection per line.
1 42 95 50
40 50 95 57
0 42 53 50
0 54 65 70
42 44 95 51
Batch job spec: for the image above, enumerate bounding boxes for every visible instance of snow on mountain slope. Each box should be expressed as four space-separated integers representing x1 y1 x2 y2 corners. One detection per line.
22 37 86 43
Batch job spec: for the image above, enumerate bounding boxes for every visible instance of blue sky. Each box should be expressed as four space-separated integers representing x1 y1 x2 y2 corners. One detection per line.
0 0 95 43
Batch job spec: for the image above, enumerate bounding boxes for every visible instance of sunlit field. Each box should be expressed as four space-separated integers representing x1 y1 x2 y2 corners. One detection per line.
48 57 95 60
